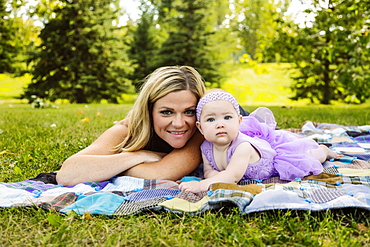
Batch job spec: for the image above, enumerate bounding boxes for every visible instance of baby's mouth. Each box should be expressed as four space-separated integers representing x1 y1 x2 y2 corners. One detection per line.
216 132 227 135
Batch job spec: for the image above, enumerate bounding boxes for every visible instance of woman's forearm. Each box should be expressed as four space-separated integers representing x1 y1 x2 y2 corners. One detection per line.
124 132 204 180
56 152 151 186
123 156 200 181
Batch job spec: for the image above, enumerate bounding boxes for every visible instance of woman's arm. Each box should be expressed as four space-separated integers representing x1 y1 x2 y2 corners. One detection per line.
56 120 164 186
56 120 204 186
122 130 204 180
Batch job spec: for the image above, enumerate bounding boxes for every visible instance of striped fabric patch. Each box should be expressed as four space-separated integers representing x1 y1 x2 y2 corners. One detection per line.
39 192 78 211
337 159 370 169
306 188 347 203
114 197 167 215
143 180 179 190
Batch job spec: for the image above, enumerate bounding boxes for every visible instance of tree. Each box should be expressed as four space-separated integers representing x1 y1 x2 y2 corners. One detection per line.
155 0 221 87
232 0 286 61
127 1 159 92
0 0 33 74
24 0 131 103
268 0 370 104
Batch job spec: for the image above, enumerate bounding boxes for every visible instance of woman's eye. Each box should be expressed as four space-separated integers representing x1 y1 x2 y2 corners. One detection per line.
160 110 172 116
185 110 196 115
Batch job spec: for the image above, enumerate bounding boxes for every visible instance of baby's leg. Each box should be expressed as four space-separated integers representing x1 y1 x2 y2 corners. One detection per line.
311 145 340 163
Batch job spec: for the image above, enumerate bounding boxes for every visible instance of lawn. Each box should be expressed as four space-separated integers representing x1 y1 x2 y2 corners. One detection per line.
221 63 305 107
0 73 31 103
0 103 369 246
0 65 369 246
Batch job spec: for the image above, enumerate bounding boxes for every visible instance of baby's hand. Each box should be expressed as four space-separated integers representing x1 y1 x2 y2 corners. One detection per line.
179 181 207 193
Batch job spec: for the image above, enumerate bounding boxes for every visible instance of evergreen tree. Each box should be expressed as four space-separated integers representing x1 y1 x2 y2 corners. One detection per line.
24 0 130 103
127 2 159 92
155 0 220 86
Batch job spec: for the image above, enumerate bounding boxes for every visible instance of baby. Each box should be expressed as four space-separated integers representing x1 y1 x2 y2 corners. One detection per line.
179 91 339 193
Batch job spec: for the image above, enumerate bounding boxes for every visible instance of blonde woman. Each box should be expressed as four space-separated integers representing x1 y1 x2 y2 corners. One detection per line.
57 66 207 186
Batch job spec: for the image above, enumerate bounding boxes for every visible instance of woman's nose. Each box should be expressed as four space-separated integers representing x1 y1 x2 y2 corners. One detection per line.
172 115 185 128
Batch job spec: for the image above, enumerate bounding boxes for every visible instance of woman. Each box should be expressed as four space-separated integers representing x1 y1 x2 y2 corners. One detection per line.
56 66 206 186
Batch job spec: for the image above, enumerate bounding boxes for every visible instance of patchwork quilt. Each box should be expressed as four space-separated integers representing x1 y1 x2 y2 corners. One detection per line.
1 123 370 215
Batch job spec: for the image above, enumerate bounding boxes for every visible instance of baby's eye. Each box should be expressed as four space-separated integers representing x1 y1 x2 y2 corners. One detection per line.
224 116 232 120
160 110 172 116
185 109 196 115
206 118 215 122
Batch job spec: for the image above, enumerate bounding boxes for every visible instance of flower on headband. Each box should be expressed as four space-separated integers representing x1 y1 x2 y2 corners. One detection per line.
196 92 240 121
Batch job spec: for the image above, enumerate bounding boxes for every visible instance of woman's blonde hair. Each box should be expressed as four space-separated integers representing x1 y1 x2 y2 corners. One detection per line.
116 65 206 152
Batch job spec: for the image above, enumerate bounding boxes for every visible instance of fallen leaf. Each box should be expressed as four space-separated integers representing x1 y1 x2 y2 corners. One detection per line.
357 223 368 231
83 211 92 220
80 117 90 123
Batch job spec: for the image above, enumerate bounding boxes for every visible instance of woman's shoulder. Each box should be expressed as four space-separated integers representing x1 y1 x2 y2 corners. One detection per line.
116 118 129 128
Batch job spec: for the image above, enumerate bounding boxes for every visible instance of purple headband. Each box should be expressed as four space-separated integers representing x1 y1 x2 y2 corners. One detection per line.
196 92 240 121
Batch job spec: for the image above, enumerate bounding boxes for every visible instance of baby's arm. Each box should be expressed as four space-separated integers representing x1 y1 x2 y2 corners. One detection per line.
179 142 254 193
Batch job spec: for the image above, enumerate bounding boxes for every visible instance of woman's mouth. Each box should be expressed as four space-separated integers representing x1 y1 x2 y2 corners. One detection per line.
167 130 187 135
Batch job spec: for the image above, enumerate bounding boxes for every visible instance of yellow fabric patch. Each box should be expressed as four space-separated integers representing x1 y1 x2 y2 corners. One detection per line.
338 168 370 176
158 196 209 212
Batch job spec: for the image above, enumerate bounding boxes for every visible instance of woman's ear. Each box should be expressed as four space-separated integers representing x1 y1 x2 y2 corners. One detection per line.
196 121 204 135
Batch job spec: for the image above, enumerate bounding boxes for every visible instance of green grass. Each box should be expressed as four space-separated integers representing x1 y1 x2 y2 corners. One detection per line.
0 103 369 246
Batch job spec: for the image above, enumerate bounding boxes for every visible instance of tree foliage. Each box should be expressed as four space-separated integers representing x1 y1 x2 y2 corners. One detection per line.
0 0 35 74
3 0 370 105
232 0 289 61
268 0 370 104
155 0 221 87
24 0 131 103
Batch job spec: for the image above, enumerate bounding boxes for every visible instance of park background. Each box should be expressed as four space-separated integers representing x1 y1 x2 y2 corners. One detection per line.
0 0 370 246
1 0 369 106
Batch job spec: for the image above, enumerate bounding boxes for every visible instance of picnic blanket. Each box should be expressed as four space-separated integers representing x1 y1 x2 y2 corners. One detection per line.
1 122 370 215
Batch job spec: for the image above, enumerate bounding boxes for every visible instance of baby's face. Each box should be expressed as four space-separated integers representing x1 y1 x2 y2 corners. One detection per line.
196 100 241 146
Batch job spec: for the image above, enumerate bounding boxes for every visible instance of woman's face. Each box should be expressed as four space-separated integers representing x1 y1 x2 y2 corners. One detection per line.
152 90 198 149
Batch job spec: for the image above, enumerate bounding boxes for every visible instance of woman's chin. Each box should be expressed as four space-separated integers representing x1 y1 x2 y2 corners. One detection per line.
161 129 195 149
167 140 188 149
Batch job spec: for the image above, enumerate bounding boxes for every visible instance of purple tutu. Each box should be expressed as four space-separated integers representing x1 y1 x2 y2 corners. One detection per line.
240 107 323 181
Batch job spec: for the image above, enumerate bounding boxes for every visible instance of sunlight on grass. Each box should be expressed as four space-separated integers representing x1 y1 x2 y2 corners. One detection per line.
0 74 31 102
222 63 311 107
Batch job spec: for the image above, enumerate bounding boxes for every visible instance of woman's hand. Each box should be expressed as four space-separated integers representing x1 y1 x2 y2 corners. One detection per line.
138 150 167 163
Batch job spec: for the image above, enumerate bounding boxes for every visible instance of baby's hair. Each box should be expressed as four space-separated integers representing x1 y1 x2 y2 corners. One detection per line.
196 91 240 121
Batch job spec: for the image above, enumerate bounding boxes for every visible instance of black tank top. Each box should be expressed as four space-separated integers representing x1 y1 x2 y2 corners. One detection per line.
143 132 174 154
